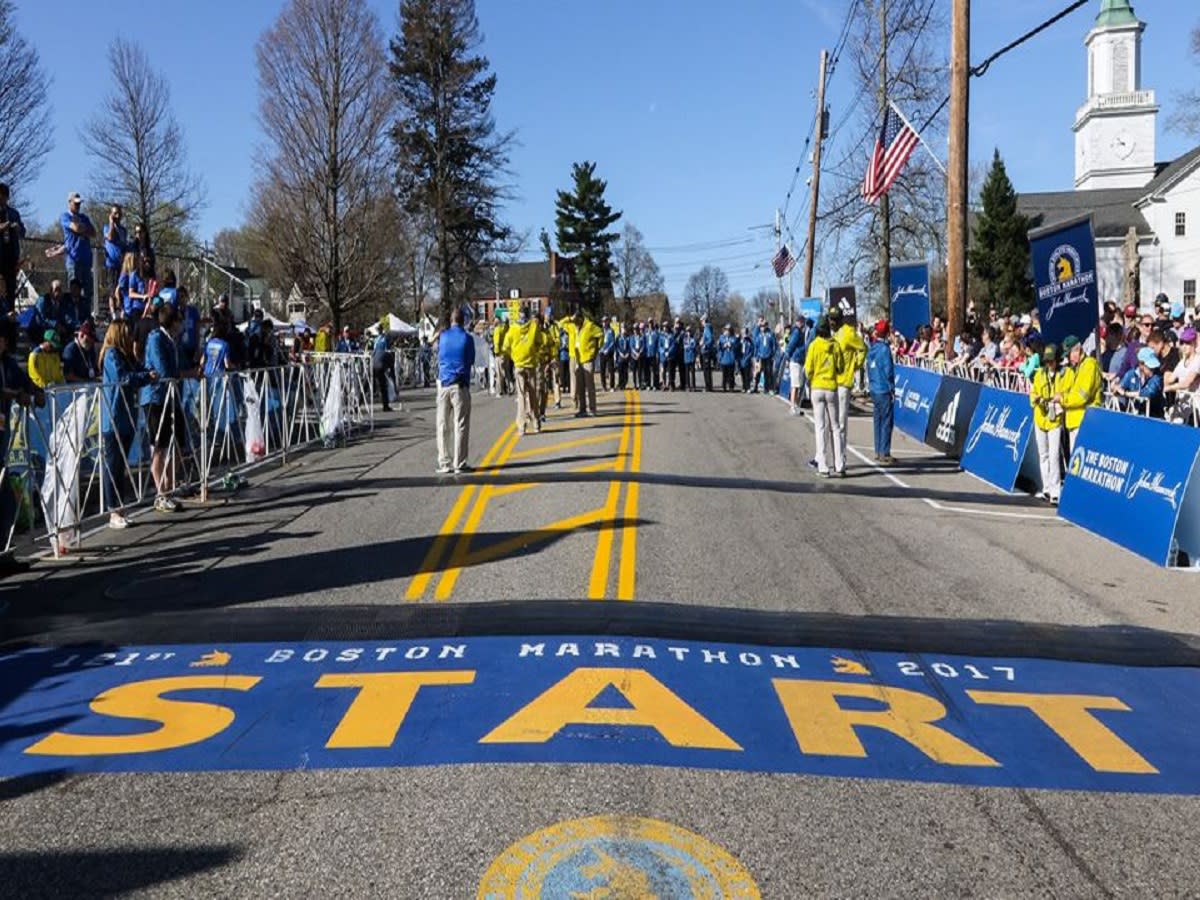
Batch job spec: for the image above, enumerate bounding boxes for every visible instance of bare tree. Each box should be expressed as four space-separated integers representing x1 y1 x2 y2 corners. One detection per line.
0 1 51 193
253 0 395 330
749 288 776 323
815 0 947 308
83 38 203 246
612 223 664 302
683 265 730 321
1169 22 1200 136
391 0 512 321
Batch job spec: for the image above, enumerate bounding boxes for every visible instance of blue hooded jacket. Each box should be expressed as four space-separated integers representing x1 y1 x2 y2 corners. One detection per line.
867 340 896 395
683 335 696 364
784 325 806 364
717 334 737 367
754 328 777 359
645 328 660 357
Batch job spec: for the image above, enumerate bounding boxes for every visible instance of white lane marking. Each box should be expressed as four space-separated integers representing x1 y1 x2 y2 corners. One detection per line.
773 394 1058 522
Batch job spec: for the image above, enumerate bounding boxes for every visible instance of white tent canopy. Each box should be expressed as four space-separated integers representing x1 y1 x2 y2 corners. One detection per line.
237 312 291 332
367 313 418 336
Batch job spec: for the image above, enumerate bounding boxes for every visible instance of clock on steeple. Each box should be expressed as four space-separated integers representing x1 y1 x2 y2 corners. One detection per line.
1073 0 1158 190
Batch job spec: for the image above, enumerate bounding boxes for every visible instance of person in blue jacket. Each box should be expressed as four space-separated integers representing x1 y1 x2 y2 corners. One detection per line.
630 323 646 390
867 319 897 463
682 327 697 391
599 317 617 392
717 324 738 392
615 323 632 390
140 302 186 512
644 321 661 390
738 327 755 392
750 318 777 394
784 316 807 415
699 316 716 391
661 323 679 390
99 318 155 528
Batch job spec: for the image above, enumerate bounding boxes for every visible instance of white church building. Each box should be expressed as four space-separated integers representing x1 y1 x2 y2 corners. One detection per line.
1018 0 1199 313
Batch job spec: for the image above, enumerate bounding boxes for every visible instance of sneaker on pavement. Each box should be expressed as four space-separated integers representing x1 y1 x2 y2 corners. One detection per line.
109 512 130 530
436 465 453 475
154 495 180 513
807 459 819 469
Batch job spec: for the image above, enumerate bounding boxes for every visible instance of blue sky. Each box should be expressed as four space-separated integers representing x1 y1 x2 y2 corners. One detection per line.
14 0 1198 304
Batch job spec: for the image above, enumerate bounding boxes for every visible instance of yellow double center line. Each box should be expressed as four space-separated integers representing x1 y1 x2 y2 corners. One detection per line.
406 389 643 602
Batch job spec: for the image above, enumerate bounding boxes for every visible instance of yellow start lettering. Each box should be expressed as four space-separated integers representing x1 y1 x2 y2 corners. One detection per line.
25 675 261 756
480 667 742 750
967 690 1158 774
772 679 999 767
316 671 477 748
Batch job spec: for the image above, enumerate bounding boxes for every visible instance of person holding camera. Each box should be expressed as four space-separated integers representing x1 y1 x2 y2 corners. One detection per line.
1030 344 1065 504
103 205 128 303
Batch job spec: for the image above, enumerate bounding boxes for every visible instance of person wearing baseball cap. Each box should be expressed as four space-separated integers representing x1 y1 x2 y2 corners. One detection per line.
784 314 807 415
60 192 96 309
62 320 98 383
867 320 896 464
717 323 737 391
28 328 65 388
1056 334 1102 451
1030 343 1065 503
805 316 846 477
1114 345 1165 418
1164 326 1199 397
599 315 617 393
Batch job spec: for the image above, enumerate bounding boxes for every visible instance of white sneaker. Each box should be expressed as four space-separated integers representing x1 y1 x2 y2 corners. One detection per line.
109 512 130 530
436 465 453 475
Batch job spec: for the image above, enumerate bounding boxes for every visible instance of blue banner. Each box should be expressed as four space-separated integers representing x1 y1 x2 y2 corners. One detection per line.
960 387 1037 492
893 366 942 442
1059 408 1200 566
889 262 931 343
1029 216 1100 347
1 636 1197 793
798 298 823 324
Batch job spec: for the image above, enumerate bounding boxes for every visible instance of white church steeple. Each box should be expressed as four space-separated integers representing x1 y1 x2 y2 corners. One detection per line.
1073 0 1157 190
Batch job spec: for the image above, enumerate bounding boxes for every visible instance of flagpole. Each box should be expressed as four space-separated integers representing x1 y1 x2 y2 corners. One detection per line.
888 99 948 177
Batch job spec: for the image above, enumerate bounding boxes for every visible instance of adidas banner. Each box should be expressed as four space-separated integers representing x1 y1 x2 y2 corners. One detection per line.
925 376 982 459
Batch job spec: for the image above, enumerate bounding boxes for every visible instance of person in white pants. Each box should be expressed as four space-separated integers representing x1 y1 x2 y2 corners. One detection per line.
1030 343 1064 503
435 309 475 474
804 317 846 477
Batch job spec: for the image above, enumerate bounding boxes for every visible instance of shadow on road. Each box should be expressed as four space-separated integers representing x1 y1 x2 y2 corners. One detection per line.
0 845 242 898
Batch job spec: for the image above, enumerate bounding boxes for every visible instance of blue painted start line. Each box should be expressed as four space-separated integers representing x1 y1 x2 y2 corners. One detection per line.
1 636 1197 794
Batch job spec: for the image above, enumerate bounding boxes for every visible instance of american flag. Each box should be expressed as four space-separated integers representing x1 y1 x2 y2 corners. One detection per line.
862 105 919 204
771 244 795 278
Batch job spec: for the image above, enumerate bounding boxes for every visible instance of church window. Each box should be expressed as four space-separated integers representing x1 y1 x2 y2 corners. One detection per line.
1176 212 1187 237
1185 280 1196 305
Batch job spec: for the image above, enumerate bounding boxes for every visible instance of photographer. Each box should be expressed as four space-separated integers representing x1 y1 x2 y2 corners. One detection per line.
103 205 128 301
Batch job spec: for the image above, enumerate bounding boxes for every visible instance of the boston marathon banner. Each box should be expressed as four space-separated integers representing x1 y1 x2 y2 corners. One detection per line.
893 366 942 442
889 261 931 344
960 387 1038 492
1029 215 1100 348
1059 409 1200 567
925 376 982 459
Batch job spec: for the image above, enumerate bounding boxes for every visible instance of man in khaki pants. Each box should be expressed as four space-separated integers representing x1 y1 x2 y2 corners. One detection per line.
503 308 544 435
435 309 475 474
571 309 604 418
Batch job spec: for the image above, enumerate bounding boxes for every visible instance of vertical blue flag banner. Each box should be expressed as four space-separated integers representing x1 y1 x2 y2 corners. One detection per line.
889 262 931 343
798 298 823 324
1059 408 1200 567
893 366 943 442
1029 216 1100 347
960 387 1038 493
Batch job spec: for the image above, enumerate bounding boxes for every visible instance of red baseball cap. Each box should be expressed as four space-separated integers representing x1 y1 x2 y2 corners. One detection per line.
874 319 890 337
1123 304 1137 317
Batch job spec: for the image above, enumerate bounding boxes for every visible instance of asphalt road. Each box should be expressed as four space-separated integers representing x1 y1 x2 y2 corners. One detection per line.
2 382 1198 898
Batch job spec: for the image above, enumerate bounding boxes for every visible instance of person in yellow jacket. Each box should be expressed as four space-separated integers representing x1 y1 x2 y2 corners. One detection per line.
805 317 847 477
503 309 544 435
539 314 559 415
492 318 511 396
314 324 332 353
571 310 604 417
830 306 867 460
28 329 65 389
1055 334 1101 451
1030 343 1067 504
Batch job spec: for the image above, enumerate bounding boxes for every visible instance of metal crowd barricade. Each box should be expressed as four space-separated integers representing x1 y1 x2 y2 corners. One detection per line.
2 355 375 557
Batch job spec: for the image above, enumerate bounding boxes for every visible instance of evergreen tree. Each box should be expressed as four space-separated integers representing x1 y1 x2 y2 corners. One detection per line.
969 149 1033 312
391 0 511 321
554 161 622 313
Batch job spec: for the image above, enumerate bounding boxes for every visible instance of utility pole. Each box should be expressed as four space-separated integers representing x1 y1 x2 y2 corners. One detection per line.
804 48 829 301
946 0 969 341
878 0 892 320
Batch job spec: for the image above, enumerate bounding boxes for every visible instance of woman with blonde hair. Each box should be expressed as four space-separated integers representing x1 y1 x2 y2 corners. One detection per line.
100 319 155 528
115 251 150 320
